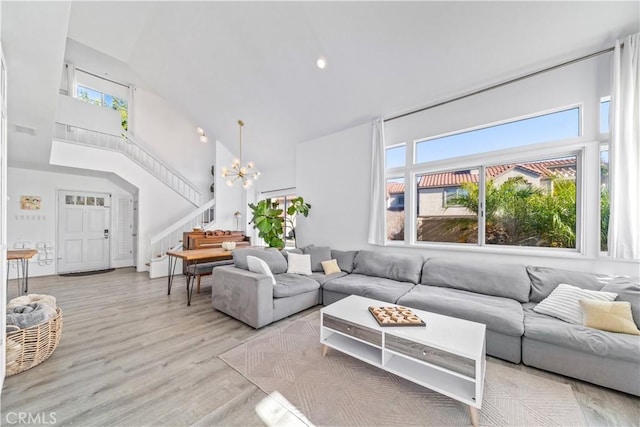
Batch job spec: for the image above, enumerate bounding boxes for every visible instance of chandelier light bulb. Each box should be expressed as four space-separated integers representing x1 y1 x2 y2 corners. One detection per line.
199 135 208 143
197 127 204 135
226 179 234 187
247 161 255 168
242 179 253 189
316 56 327 69
233 158 240 166
221 167 228 177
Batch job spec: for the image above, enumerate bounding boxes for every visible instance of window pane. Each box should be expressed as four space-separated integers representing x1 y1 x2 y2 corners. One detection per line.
416 108 580 163
600 148 609 252
484 156 577 248
386 178 404 241
77 85 104 106
386 145 405 168
416 169 479 243
600 100 610 134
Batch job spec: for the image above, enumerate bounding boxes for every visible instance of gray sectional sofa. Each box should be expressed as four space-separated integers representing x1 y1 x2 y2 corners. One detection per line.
210 247 640 396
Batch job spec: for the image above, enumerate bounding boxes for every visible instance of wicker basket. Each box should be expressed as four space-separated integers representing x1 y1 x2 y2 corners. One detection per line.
5 308 63 376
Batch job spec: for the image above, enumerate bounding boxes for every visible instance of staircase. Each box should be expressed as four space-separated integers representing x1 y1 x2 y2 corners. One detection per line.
53 122 201 207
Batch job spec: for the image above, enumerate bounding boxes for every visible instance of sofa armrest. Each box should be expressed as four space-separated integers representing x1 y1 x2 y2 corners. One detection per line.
211 265 274 328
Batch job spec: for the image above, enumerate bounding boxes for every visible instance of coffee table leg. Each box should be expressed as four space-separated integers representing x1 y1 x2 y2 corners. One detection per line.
468 406 479 427
322 345 329 357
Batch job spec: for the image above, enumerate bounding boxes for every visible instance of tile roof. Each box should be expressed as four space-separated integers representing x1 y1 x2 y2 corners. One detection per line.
388 158 576 194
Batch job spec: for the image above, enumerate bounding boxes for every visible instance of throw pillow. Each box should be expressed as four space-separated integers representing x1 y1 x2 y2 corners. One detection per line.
533 283 618 324
321 259 341 275
580 299 640 336
302 246 332 272
246 256 276 285
287 253 312 275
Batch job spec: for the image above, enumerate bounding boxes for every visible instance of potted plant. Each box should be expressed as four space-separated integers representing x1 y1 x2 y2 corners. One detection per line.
248 197 311 248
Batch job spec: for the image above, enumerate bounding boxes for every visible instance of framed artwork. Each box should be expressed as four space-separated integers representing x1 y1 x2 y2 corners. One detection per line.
21 195 41 210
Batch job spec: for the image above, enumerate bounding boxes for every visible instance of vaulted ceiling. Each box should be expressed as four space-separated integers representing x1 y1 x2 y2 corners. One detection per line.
2 1 638 174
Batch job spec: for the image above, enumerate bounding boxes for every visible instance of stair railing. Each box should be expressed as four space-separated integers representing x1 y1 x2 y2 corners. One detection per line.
53 122 202 207
148 198 217 260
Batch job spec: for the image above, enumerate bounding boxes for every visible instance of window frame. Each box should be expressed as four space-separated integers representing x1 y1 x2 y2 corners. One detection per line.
384 105 588 256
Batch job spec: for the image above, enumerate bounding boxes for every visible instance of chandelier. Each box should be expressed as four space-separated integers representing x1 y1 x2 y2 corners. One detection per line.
221 120 260 189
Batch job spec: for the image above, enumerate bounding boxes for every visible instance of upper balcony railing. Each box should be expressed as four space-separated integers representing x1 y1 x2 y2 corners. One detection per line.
54 122 201 207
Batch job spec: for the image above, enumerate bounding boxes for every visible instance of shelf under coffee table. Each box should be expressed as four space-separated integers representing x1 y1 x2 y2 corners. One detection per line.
320 295 486 427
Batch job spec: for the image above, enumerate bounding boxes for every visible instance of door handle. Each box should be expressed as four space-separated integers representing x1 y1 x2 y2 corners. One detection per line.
104 229 109 239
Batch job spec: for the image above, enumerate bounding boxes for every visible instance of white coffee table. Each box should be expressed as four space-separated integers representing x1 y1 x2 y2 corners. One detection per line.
320 295 486 427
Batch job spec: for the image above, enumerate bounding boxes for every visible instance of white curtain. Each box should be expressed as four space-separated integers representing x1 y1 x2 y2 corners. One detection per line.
609 33 640 260
368 118 386 245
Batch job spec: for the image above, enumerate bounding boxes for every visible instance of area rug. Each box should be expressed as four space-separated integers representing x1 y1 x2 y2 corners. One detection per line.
220 311 586 427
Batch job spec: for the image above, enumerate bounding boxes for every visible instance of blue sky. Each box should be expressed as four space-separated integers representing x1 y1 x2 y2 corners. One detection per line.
385 106 603 168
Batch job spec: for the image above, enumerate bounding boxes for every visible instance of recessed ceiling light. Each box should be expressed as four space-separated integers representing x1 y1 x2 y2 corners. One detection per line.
316 56 327 70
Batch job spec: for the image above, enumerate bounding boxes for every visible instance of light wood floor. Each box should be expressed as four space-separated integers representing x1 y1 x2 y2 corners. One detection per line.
2 268 639 426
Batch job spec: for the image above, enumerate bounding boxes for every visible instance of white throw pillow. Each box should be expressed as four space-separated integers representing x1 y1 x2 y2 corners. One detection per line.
533 283 618 324
246 256 276 285
287 253 312 275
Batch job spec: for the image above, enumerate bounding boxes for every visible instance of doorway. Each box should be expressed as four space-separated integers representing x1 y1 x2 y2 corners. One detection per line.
57 191 111 273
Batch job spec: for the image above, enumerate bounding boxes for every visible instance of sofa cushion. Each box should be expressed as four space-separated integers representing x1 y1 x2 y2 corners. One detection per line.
526 266 608 303
353 250 423 284
308 271 348 286
331 250 358 273
322 273 415 303
272 273 320 298
234 248 288 274
421 258 530 303
397 285 524 336
600 277 640 328
303 246 332 272
280 248 303 261
523 303 640 363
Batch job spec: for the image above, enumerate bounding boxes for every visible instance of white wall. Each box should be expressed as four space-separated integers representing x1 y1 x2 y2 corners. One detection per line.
214 140 245 231
6 167 134 278
296 122 372 250
295 54 640 276
56 94 123 136
132 88 216 199
49 140 194 271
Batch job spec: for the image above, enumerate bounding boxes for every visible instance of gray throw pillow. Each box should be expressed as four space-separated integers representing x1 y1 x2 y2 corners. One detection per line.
233 248 288 274
303 246 332 272
280 248 303 261
422 258 531 303
526 266 606 302
353 250 424 284
601 277 640 329
331 250 358 273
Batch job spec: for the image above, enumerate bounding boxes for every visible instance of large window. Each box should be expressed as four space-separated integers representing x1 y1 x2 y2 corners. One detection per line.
385 107 583 251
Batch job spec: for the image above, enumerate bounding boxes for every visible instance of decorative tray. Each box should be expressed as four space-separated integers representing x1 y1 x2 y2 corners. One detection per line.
368 306 426 327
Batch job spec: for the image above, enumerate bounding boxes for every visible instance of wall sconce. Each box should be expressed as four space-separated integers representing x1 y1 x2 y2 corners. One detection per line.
197 127 208 143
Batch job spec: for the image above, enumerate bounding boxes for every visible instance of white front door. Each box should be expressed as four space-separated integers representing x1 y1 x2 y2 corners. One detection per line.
58 191 111 273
